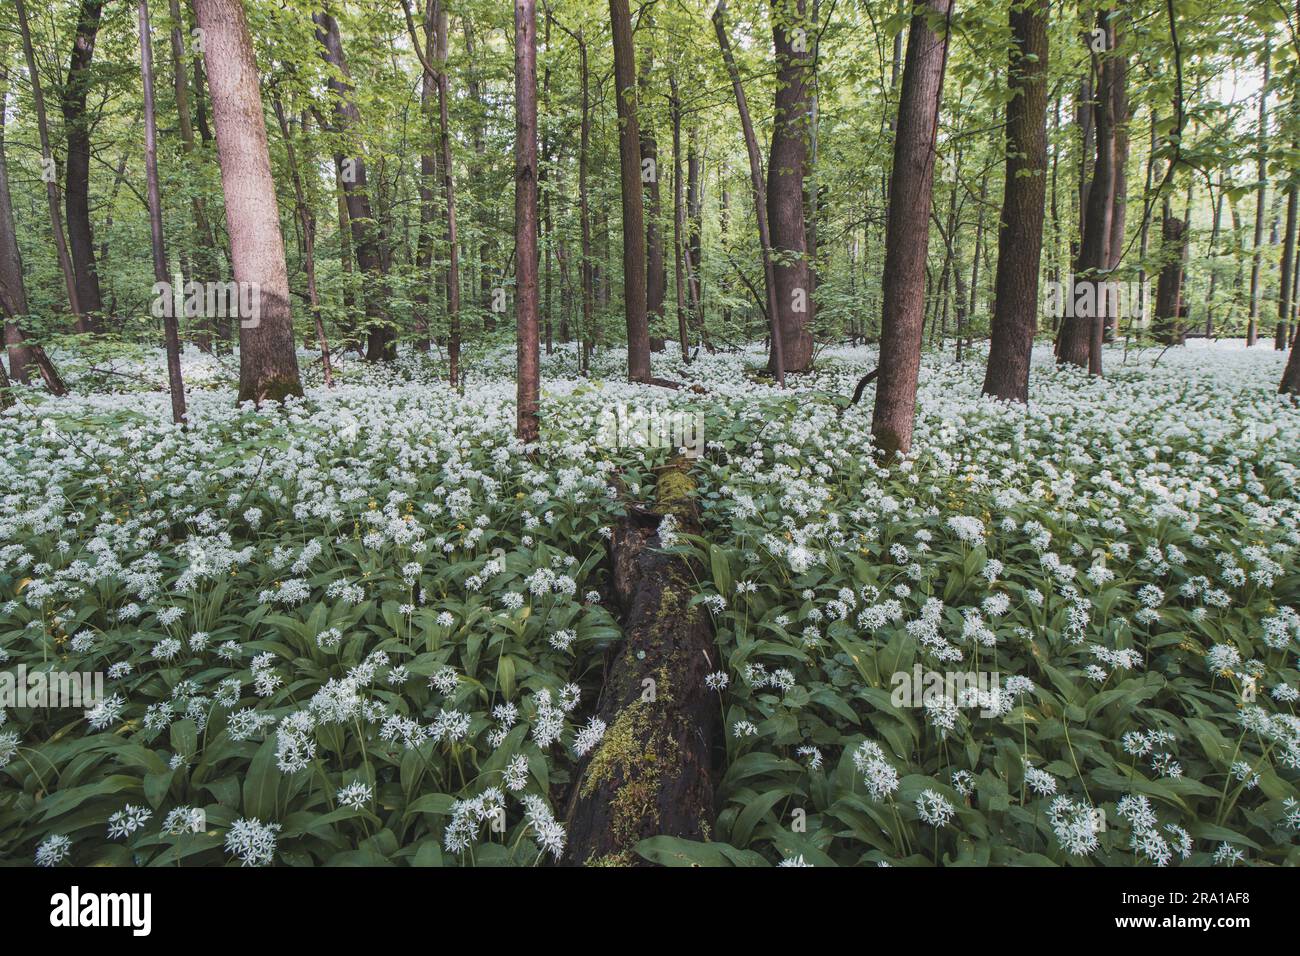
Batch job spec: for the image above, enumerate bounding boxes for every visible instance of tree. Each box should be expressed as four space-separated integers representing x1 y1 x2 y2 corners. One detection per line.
0 52 66 396
14 0 90 334
983 0 1048 404
768 0 815 372
871 0 954 456
713 0 785 384
138 0 186 424
61 0 108 328
610 0 651 382
193 0 303 404
515 0 540 440
639 19 666 339
314 8 391 361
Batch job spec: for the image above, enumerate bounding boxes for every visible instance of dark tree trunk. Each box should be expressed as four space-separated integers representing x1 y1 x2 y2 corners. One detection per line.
314 10 391 361
15 0 89 334
871 0 953 456
1057 11 1115 374
1278 161 1297 351
983 0 1048 403
713 0 785 383
564 459 718 866
1206 174 1225 337
639 27 666 335
194 0 303 404
610 0 651 382
272 100 333 388
1153 210 1187 345
515 0 540 440
61 0 106 327
139 0 186 424
670 80 689 359
1249 38 1270 346
687 132 704 342
0 54 66 395
768 0 814 372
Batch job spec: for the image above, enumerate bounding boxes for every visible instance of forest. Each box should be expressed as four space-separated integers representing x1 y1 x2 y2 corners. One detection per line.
0 0 1298 871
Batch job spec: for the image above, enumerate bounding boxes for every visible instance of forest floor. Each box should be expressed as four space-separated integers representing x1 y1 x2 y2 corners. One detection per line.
2 340 1299 866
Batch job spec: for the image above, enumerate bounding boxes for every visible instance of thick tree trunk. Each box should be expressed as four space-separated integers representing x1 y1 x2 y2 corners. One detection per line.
610 0 651 382
871 0 953 456
670 80 689 359
982 0 1048 403
768 0 815 372
713 0 785 383
15 0 89 334
564 459 718 866
1153 210 1186 345
139 0 186 424
61 0 107 327
194 0 302 404
314 10 391 361
515 0 540 441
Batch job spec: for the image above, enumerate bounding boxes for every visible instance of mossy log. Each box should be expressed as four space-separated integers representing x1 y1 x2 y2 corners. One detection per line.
564 457 719 866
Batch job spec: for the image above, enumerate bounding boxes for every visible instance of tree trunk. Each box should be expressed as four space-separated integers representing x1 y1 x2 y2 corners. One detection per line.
1153 210 1186 345
564 459 718 866
983 0 1047 403
139 0 186 424
871 0 953 456
314 10 391 361
610 0 651 382
60 0 108 327
194 0 303 404
1278 157 1297 351
1206 174 1225 337
15 0 89 334
713 0 785 383
0 52 66 395
687 132 704 343
639 25 666 337
670 80 689 359
515 0 540 440
767 0 815 372
1249 38 1270 346
272 100 333 388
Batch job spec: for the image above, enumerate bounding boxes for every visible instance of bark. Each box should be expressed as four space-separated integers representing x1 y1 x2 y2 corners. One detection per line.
0 54 66 395
139 0 187 424
768 0 815 372
1206 174 1224 337
712 0 785 383
272 99 333 387
983 0 1048 403
687 132 704 342
564 459 718 866
15 0 88 333
871 0 953 456
314 9 391 361
1249 38 1270 346
1057 11 1115 374
60 0 107 326
194 0 303 404
1278 160 1297 351
515 0 540 441
610 0 651 382
1153 210 1186 345
639 27 666 334
670 80 688 359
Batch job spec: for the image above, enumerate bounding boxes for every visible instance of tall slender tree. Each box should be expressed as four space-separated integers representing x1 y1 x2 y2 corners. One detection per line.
610 0 651 382
871 0 954 455
139 0 186 424
61 0 107 328
983 0 1048 404
516 0 540 440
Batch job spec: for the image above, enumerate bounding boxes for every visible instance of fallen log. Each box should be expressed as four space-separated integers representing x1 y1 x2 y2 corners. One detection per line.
564 457 719 866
